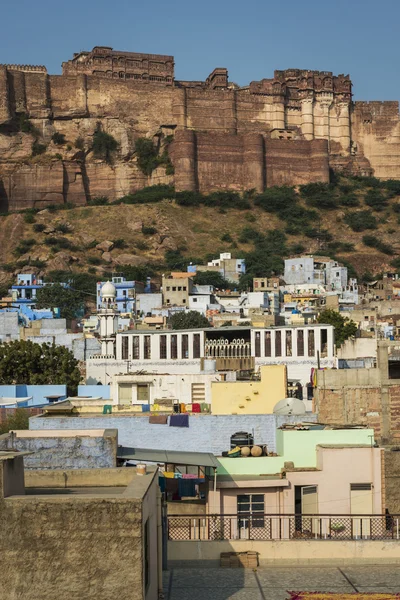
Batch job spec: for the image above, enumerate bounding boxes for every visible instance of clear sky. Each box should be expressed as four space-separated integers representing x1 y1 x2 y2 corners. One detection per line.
1 0 399 101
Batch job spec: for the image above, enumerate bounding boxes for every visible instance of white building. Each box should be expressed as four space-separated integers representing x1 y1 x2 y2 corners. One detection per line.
284 256 348 291
87 324 335 403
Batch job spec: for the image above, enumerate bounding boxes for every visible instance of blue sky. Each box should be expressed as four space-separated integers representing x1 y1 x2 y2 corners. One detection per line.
1 0 399 100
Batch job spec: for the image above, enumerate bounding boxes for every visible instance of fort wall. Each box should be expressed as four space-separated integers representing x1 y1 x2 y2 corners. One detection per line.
0 55 399 209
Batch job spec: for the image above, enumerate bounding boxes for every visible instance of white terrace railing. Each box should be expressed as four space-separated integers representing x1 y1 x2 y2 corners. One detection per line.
168 514 400 542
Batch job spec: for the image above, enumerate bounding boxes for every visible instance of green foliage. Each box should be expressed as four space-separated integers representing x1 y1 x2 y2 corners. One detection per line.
35 283 83 320
364 189 388 211
52 132 66 145
116 184 175 205
44 236 76 251
0 340 80 395
54 153 63 160
238 226 264 244
0 409 29 435
13 238 36 257
74 136 84 150
340 195 360 207
54 223 70 234
87 256 102 265
175 191 204 206
135 241 149 251
141 226 157 235
92 126 118 163
169 310 210 330
344 210 377 232
362 234 394 255
193 270 232 289
31 140 46 156
16 112 37 135
23 211 36 224
112 238 127 249
317 309 358 347
135 138 173 176
204 191 251 210
221 233 233 243
326 241 355 254
290 243 306 254
88 196 109 206
1 263 15 273
243 229 288 278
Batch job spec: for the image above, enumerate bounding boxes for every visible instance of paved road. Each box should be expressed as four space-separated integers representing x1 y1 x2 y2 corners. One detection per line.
163 565 400 599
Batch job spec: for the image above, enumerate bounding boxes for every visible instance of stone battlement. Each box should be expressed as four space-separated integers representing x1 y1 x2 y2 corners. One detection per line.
0 64 47 73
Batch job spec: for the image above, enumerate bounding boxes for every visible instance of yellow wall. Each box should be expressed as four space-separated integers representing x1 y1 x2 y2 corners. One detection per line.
211 365 286 415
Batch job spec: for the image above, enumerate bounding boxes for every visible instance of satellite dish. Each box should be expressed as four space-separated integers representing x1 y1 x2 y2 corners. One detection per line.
273 397 306 416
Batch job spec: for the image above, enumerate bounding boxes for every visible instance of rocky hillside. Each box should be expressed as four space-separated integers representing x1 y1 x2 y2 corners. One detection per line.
0 174 399 293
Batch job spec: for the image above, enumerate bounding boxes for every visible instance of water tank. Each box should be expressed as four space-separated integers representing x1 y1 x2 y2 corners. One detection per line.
203 359 216 373
230 431 254 449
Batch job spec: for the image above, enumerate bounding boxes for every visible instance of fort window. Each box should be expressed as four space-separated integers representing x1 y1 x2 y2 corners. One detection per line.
144 335 151 359
265 331 271 357
160 335 167 359
122 336 129 360
172 287 176 291
183 287 187 291
297 330 304 356
275 331 282 357
286 331 292 357
308 330 315 357
178 287 182 291
255 331 261 357
193 334 201 359
133 336 140 360
119 72 125 78
182 299 186 304
182 335 189 359
171 335 178 359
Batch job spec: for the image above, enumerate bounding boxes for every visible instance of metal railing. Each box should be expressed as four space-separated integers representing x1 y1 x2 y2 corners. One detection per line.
167 514 400 542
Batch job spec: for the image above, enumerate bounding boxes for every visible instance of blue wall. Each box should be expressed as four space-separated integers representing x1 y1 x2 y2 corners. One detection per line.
0 384 67 407
29 413 317 455
78 385 111 399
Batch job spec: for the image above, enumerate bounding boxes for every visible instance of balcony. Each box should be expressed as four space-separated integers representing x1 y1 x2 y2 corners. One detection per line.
168 513 400 541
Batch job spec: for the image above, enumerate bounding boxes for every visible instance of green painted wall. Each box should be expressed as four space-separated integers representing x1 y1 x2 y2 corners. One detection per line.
217 428 375 476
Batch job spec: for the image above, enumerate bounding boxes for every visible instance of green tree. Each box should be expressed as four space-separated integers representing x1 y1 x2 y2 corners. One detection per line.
169 311 210 330
0 340 80 395
317 309 358 347
0 408 29 435
193 270 232 289
35 283 83 319
92 125 118 163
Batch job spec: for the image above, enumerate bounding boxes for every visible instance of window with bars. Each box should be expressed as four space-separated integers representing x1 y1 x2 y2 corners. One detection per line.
275 331 282 357
286 331 292 357
297 330 304 356
265 331 271 357
308 330 315 356
133 336 140 360
193 334 201 359
182 334 189 359
144 335 151 359
237 494 264 528
255 331 261 357
122 336 129 360
160 335 167 359
171 335 178 359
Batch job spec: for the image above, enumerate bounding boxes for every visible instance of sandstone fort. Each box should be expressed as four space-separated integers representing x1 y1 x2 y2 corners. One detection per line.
0 46 399 209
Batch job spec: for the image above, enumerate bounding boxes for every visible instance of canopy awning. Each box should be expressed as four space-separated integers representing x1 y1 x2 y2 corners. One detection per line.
117 446 219 468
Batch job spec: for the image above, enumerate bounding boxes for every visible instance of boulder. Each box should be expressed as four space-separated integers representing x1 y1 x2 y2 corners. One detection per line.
114 253 147 266
96 240 114 253
102 252 113 263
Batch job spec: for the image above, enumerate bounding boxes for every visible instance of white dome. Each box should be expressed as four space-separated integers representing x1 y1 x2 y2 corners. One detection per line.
101 281 117 299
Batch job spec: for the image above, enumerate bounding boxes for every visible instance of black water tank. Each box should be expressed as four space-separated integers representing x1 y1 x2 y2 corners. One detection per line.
230 431 254 449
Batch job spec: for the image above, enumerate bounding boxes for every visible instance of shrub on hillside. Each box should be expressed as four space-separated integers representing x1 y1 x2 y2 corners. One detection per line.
92 126 118 163
344 210 377 232
364 189 388 211
52 132 66 145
